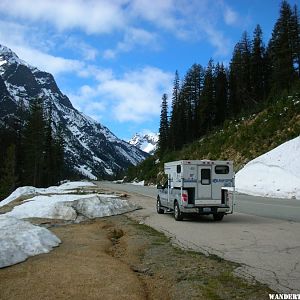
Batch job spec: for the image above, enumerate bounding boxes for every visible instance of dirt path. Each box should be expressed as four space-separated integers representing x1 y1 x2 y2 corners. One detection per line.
0 213 273 300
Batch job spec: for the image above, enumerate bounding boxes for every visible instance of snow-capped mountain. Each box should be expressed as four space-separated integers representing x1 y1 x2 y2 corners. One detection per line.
0 44 148 179
128 132 159 154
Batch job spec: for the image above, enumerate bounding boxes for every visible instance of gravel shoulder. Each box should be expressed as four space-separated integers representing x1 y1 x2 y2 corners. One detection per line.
0 214 273 300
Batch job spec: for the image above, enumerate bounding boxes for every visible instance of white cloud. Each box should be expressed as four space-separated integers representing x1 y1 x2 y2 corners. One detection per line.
130 0 179 31
0 0 127 34
15 46 84 75
69 67 173 123
63 37 98 61
98 66 172 122
0 0 241 60
0 20 85 75
224 6 238 25
103 27 159 59
203 24 231 57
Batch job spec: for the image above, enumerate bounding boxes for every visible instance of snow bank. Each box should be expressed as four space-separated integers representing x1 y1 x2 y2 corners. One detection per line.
236 136 300 199
5 194 136 221
0 181 138 268
0 181 96 207
0 215 60 268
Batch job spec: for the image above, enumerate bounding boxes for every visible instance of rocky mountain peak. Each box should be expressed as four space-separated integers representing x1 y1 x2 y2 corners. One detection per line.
0 44 148 179
129 132 158 154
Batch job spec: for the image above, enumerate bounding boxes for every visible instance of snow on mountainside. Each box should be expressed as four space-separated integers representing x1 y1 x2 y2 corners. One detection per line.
235 136 300 199
0 44 148 178
129 132 158 154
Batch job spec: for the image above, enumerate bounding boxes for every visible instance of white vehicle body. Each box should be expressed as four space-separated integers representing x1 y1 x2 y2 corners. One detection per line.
156 160 235 221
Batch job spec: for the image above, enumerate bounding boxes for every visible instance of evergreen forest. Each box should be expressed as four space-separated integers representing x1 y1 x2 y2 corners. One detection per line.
127 0 300 183
158 0 300 155
0 98 65 199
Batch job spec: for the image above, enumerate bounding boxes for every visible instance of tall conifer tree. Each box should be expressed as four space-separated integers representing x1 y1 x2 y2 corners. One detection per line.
158 93 169 155
23 98 46 187
268 0 296 91
251 24 266 103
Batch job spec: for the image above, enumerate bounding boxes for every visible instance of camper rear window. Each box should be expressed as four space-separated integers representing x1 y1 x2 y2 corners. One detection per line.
215 165 229 174
201 169 211 185
177 165 181 173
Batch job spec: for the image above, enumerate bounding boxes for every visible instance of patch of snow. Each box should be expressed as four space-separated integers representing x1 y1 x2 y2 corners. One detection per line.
0 59 7 66
0 181 96 207
58 181 95 190
236 136 300 199
6 194 136 221
0 215 60 268
130 180 145 186
74 165 97 180
6 194 96 220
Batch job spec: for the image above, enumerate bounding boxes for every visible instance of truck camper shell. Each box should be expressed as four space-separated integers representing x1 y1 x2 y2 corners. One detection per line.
157 160 235 221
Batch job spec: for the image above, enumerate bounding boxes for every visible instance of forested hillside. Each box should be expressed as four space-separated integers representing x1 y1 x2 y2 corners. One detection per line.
127 0 300 183
0 98 64 198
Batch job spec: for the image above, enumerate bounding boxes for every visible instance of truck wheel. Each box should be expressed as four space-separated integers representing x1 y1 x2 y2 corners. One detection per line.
174 201 183 221
156 198 164 214
213 213 224 221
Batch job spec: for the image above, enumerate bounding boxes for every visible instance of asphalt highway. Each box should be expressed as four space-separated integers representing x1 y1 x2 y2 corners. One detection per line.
96 181 300 293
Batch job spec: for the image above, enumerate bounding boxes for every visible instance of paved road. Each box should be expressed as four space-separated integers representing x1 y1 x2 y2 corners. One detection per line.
100 182 300 222
97 182 300 293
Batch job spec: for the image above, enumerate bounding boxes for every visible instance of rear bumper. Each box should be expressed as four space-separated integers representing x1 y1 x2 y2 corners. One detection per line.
181 206 230 214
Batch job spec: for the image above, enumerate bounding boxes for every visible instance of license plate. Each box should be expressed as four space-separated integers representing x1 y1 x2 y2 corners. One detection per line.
203 207 211 212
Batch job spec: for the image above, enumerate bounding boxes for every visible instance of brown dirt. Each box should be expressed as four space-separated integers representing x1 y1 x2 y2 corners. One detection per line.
0 215 273 300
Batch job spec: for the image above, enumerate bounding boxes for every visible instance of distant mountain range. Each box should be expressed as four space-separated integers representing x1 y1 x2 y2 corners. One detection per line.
128 132 158 154
0 44 148 179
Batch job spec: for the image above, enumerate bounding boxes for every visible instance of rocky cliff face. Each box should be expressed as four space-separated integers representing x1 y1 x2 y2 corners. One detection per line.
0 45 148 179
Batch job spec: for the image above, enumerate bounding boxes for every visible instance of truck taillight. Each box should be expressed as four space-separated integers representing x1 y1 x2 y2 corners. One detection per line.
181 193 188 202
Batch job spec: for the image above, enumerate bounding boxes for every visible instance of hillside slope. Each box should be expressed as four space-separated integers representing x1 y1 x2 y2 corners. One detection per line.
127 90 300 184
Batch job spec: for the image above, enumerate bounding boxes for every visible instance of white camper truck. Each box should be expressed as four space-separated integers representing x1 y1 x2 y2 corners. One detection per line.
156 160 235 221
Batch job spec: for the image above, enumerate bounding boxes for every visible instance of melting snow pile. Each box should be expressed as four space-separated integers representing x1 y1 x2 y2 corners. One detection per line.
236 136 300 199
0 215 60 268
5 194 137 221
0 181 138 268
0 181 95 207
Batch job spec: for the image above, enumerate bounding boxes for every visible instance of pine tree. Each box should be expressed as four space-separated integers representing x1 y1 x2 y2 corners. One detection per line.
180 70 194 143
53 124 65 184
200 59 215 134
215 63 228 126
229 32 253 114
23 98 47 187
291 4 300 77
0 144 17 199
169 71 180 150
268 0 296 91
43 106 55 186
158 93 169 155
187 64 204 139
15 98 26 185
251 24 266 103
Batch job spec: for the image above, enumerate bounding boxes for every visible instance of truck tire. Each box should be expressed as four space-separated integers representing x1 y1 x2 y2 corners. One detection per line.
156 198 164 214
213 213 224 221
174 201 183 221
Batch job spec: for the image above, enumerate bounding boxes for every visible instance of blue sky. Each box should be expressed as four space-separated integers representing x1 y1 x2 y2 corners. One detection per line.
0 0 298 140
